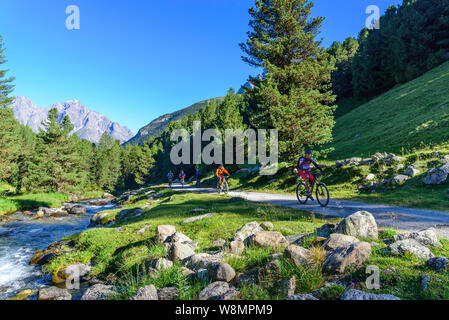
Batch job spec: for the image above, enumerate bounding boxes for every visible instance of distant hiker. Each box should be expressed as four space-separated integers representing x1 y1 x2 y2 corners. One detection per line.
195 169 202 186
179 170 186 186
167 171 174 187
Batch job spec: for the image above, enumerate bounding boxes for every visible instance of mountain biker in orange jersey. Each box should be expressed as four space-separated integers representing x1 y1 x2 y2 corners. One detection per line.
216 164 229 185
297 149 323 197
179 170 186 184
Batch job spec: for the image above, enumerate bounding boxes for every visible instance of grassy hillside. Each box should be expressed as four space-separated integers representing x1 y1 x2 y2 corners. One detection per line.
125 97 224 146
329 61 449 160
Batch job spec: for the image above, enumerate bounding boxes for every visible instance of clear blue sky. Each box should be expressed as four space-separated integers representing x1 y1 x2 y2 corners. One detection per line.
0 0 402 134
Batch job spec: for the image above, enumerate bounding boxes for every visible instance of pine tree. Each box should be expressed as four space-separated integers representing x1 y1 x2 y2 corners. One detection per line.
0 35 15 106
240 0 336 159
0 108 21 182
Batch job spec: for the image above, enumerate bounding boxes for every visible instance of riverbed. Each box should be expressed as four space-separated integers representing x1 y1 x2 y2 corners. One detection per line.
0 202 116 300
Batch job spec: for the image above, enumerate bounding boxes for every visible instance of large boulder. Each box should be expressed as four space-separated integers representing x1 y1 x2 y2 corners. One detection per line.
276 276 296 296
247 231 289 249
284 245 312 268
80 284 115 300
322 242 371 274
393 228 441 247
386 239 434 260
199 282 230 300
130 285 158 300
233 221 263 243
336 211 378 239
260 222 274 231
167 242 195 261
340 289 400 300
156 225 176 243
216 288 241 300
423 163 449 185
89 199 109 206
38 286 71 300
164 232 198 250
209 262 236 282
183 253 224 270
322 233 360 251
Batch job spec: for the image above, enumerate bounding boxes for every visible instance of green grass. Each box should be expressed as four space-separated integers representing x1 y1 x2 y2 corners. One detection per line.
327 61 449 160
0 182 103 217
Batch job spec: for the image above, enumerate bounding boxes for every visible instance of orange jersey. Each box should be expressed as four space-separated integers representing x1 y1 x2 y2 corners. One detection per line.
216 167 229 176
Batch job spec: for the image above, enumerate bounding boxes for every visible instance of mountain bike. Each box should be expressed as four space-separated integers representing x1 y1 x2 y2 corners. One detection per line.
168 178 173 188
180 177 185 188
217 176 229 194
296 171 329 207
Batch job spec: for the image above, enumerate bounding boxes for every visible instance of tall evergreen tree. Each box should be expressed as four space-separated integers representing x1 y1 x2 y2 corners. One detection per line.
240 0 336 159
0 35 15 106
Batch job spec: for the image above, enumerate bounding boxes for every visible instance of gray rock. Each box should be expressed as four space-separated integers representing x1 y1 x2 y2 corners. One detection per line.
233 221 263 243
130 285 158 300
392 175 409 185
229 240 245 254
423 163 449 185
216 288 241 300
102 193 115 199
167 242 195 261
365 174 375 181
247 231 289 248
153 258 173 271
60 263 91 281
183 253 224 270
285 232 313 244
426 257 448 272
81 284 114 300
393 164 404 172
260 222 274 231
164 232 197 249
386 239 434 260
316 224 337 237
38 286 71 300
405 166 419 177
183 212 218 223
393 228 441 247
233 270 258 287
340 289 400 300
284 245 312 268
68 205 86 215
336 211 378 239
157 287 178 300
199 281 230 300
322 233 359 251
156 225 176 243
209 262 236 282
322 242 371 274
89 199 109 206
90 212 110 225
286 294 319 300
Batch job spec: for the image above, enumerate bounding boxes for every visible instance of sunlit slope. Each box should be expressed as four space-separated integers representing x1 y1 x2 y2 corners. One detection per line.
329 61 449 159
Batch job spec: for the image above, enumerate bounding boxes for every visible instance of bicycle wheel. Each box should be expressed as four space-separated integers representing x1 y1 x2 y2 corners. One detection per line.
296 182 308 204
223 180 229 194
316 183 329 207
216 182 222 194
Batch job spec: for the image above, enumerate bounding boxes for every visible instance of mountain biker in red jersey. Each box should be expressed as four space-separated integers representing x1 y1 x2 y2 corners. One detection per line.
297 149 323 197
179 170 186 184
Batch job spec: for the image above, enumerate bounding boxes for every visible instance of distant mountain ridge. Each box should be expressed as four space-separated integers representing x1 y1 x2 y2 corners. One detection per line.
125 97 224 146
4 96 134 144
